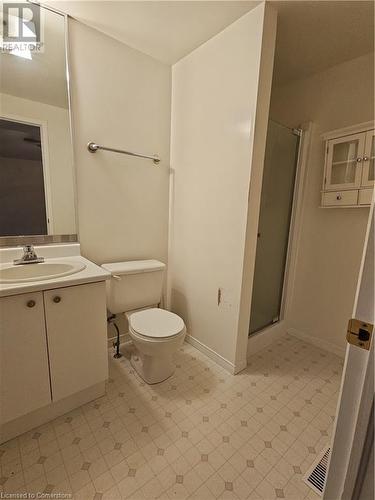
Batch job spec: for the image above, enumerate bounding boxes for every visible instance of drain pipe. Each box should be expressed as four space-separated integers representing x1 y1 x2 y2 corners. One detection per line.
107 314 122 359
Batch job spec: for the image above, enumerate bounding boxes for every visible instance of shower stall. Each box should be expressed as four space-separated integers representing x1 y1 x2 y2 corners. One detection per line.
249 120 301 335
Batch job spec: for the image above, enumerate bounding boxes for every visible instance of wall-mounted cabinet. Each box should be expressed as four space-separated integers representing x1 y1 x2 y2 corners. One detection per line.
321 123 374 208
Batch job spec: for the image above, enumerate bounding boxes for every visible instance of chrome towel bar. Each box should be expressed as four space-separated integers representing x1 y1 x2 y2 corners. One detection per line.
87 141 160 164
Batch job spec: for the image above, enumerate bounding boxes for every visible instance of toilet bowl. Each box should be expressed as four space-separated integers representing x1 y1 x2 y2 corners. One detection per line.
127 308 186 384
101 260 186 384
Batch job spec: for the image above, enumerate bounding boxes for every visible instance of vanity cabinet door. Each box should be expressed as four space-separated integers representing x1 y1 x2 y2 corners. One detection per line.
44 282 108 402
0 292 51 424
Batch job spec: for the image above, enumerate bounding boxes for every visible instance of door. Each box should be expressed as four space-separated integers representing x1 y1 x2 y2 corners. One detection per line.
325 133 365 190
323 201 374 499
0 119 48 236
361 130 375 187
0 292 51 424
249 121 300 334
44 282 108 402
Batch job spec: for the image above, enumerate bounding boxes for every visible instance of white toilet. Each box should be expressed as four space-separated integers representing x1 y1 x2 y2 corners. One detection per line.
101 260 186 384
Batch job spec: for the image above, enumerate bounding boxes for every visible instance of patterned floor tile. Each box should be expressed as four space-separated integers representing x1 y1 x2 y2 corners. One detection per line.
0 335 343 499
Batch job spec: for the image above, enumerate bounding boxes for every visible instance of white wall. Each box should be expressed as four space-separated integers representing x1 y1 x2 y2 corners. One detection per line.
0 93 75 235
270 52 374 354
168 4 276 372
68 19 171 267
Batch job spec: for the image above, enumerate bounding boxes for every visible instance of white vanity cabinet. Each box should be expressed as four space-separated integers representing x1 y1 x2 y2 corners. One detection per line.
1 292 52 423
0 281 108 429
321 124 374 207
44 282 108 401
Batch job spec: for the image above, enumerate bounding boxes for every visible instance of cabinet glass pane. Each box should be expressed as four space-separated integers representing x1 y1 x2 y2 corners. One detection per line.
331 161 357 184
332 140 358 163
331 139 359 185
368 135 374 181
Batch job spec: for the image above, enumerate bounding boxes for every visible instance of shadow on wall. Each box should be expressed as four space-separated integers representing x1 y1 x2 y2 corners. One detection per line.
170 288 190 334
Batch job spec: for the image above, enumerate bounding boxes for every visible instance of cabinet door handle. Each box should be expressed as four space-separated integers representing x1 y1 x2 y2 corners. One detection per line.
363 155 369 161
27 300 36 308
53 296 61 303
336 194 342 200
356 157 362 162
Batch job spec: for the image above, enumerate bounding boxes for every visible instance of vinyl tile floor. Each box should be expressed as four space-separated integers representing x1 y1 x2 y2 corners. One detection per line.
0 334 343 499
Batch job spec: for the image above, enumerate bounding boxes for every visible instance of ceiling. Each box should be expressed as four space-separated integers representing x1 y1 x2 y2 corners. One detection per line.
47 0 374 87
272 1 375 86
47 1 259 64
0 6 68 108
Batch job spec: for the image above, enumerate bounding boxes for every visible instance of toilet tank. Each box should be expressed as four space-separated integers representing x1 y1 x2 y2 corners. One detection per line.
101 260 166 314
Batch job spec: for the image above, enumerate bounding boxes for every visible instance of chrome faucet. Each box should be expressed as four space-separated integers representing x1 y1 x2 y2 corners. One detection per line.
14 245 45 265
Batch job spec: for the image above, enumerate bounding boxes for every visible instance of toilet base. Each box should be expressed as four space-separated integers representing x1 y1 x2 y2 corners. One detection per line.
130 352 175 384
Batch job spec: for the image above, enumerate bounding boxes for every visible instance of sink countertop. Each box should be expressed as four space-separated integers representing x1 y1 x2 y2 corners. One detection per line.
0 245 111 297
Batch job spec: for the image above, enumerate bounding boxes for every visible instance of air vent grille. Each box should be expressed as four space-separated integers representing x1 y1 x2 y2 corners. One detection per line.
303 446 331 496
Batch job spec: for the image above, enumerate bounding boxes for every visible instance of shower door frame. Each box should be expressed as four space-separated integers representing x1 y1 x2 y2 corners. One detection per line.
276 122 312 329
250 121 313 337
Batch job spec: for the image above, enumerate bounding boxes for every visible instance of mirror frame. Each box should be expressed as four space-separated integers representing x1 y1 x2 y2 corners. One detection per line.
0 4 78 247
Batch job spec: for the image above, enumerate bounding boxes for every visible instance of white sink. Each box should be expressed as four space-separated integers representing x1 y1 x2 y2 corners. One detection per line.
0 262 86 283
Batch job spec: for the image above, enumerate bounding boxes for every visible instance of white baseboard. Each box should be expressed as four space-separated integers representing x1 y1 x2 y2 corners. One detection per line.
234 358 248 374
288 327 346 358
185 335 236 374
247 321 287 358
110 331 243 375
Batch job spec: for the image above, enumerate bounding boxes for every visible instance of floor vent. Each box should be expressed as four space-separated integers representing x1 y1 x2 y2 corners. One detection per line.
303 446 331 496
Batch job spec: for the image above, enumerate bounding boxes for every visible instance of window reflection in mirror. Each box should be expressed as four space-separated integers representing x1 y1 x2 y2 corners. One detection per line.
0 5 76 241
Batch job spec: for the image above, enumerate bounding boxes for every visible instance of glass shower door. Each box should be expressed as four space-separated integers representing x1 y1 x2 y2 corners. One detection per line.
249 120 300 335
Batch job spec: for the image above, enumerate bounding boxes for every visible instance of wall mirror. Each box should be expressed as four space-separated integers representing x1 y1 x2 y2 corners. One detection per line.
0 4 76 245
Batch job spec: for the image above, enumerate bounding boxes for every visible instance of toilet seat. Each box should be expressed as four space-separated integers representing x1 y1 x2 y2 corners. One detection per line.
128 308 185 340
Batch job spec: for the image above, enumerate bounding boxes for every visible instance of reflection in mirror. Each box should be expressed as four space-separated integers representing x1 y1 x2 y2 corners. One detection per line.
0 119 47 235
0 5 76 241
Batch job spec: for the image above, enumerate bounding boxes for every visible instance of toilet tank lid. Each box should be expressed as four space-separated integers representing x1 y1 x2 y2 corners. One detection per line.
101 260 165 276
